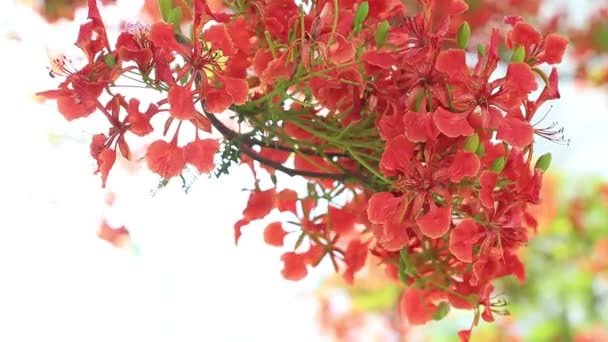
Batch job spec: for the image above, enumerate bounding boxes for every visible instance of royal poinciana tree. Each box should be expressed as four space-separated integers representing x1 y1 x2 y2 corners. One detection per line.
37 0 569 339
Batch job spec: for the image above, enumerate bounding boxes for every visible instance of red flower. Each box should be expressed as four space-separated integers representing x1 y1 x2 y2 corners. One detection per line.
448 151 480 183
433 107 474 138
343 239 369 285
403 110 439 143
126 98 155 136
449 219 479 263
416 205 452 239
168 83 197 120
263 222 288 247
243 188 277 221
479 171 498 208
145 139 186 179
280 252 308 281
328 206 357 235
400 287 437 325
184 139 219 173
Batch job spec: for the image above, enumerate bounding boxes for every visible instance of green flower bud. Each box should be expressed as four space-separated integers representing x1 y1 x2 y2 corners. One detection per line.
457 21 471 49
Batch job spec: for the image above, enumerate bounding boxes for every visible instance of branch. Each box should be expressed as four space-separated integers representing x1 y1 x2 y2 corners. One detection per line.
203 110 356 181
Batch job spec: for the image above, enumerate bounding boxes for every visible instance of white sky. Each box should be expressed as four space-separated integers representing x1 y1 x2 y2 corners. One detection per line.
0 1 607 341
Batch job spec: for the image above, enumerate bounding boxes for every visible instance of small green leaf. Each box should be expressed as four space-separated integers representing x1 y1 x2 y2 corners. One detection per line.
491 157 506 172
353 2 369 33
535 153 552 172
463 133 479 152
159 0 172 22
376 20 390 48
477 43 486 57
433 302 451 320
457 21 471 49
511 45 526 63
167 7 183 31
104 54 116 67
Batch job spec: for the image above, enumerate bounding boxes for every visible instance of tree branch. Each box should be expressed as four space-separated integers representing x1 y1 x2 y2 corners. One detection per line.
203 110 357 181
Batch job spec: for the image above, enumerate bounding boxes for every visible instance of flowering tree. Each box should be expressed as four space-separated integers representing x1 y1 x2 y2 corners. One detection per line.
37 0 570 339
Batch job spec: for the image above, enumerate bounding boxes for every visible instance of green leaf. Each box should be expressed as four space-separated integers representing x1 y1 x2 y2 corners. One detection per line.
491 157 506 172
511 45 526 63
535 153 552 172
353 2 369 34
159 0 172 22
167 7 183 31
104 54 116 68
433 302 451 320
375 20 390 48
457 21 471 49
463 133 479 152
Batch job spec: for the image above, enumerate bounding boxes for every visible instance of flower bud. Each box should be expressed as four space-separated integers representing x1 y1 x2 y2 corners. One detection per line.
433 302 451 320
491 157 506 172
535 153 552 172
376 20 390 48
463 133 479 152
457 21 470 49
353 2 369 34
511 45 526 63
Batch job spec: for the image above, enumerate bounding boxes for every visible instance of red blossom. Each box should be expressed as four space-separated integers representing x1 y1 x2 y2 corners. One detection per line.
416 205 452 239
184 139 219 173
263 222 288 247
145 139 186 179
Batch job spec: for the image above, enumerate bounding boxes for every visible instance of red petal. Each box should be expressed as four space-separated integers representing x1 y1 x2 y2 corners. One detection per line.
362 51 396 69
367 192 403 224
168 84 197 120
149 22 190 57
221 76 249 104
380 135 415 175
543 34 568 64
126 99 154 136
497 116 534 148
416 205 452 239
203 87 233 113
276 189 298 213
435 49 468 80
449 218 478 263
448 151 480 183
260 55 291 86
403 111 438 143
243 188 276 221
96 148 116 187
184 139 219 173
328 206 357 234
263 222 287 247
327 34 355 64
509 22 542 49
374 220 410 251
480 171 498 208
204 24 234 56
343 240 369 285
252 49 273 77
281 252 308 281
97 221 130 248
145 140 186 179
400 288 436 325
506 62 538 94
433 107 474 137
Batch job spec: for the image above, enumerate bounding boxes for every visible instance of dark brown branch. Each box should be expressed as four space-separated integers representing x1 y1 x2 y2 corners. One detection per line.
210 112 347 158
204 111 355 181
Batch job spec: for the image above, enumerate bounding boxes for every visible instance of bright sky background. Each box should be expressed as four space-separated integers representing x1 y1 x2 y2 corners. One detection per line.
0 1 607 341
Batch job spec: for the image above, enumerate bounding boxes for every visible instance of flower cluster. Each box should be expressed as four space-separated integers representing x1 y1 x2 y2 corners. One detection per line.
37 0 568 339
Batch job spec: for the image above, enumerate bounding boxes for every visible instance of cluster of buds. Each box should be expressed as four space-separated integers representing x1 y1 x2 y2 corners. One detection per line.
38 0 568 339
